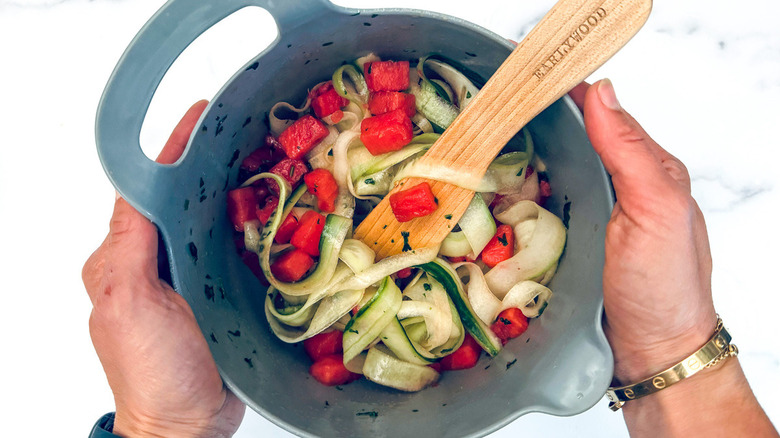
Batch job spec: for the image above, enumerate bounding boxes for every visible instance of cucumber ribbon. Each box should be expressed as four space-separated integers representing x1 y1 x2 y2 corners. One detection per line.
484 200 567 298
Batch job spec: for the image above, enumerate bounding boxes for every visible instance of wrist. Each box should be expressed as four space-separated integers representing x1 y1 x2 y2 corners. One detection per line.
605 309 717 384
113 410 214 438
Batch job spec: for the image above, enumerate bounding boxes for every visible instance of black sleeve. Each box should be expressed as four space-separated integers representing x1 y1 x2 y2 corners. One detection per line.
89 413 122 438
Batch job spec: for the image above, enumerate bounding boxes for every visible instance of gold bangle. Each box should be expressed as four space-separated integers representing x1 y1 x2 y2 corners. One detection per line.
606 317 738 411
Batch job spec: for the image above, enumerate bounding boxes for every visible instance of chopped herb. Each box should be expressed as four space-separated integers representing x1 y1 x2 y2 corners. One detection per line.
506 359 517 370
348 328 359 334
336 386 344 391
401 231 412 251
444 214 452 220
499 317 511 325
204 284 215 301
434 196 439 204
484 364 491 370
364 177 375 185
328 149 333 156
289 166 295 178
412 409 419 412
382 224 387 229
423 283 432 291
391 239 395 243
357 411 378 418
325 401 330 407
497 233 509 246
563 200 572 228
466 91 472 98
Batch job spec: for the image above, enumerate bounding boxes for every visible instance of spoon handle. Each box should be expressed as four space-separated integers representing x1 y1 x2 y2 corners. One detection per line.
356 0 651 260
420 0 652 175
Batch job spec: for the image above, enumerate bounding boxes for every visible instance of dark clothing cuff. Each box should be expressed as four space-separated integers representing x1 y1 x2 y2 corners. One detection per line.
89 412 122 438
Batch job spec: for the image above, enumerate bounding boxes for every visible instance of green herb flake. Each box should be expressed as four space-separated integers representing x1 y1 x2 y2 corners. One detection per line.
423 283 432 291
348 328 359 334
382 224 388 229
401 231 412 252
497 233 509 246
364 178 375 185
466 91 472 98
506 359 518 370
357 411 378 418
499 317 511 325
444 214 452 220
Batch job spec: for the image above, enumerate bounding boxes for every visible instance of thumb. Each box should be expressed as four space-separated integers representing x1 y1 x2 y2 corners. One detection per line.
583 80 685 201
105 194 160 282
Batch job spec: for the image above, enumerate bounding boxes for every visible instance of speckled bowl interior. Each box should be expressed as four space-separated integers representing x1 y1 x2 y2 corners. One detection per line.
97 1 615 437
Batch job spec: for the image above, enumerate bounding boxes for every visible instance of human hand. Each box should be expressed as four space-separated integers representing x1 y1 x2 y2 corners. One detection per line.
83 101 245 437
569 80 717 382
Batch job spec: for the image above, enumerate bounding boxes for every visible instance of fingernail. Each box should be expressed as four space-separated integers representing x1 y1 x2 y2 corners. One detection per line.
597 78 621 111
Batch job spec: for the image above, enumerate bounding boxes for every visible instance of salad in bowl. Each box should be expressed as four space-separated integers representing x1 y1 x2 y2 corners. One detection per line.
227 54 567 392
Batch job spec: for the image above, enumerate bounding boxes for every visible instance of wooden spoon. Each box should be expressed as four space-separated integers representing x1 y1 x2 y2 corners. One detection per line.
354 0 652 260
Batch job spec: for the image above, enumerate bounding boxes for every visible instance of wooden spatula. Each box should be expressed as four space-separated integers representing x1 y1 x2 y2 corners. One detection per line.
354 0 652 260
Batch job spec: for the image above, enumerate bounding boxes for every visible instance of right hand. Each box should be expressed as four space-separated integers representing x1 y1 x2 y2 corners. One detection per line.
570 80 717 382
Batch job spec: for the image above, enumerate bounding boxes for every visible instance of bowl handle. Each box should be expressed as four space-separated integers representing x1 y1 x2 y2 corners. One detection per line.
95 0 333 216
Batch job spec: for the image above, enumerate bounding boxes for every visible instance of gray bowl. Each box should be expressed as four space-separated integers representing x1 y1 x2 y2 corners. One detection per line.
95 0 615 436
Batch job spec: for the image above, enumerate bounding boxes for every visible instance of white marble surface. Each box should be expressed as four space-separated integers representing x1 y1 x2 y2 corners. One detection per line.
1 0 778 436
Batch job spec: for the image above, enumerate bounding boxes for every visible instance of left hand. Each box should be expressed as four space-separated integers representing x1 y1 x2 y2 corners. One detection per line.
83 101 245 437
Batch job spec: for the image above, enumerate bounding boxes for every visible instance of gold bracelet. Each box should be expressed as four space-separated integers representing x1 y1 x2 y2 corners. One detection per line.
606 317 738 411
